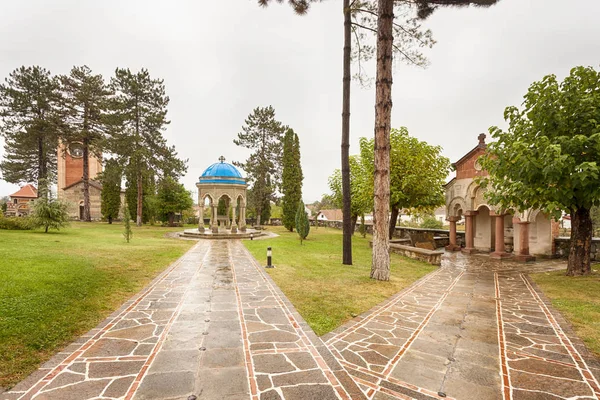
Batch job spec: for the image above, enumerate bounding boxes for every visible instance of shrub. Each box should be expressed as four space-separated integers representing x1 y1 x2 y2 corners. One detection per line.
420 215 443 229
30 198 70 233
0 216 34 230
295 200 310 244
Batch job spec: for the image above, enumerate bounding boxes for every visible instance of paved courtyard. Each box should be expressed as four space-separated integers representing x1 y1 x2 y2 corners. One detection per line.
2 241 599 400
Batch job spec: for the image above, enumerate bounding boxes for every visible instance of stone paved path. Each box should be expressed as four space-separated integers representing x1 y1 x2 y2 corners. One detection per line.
3 242 599 400
323 253 600 400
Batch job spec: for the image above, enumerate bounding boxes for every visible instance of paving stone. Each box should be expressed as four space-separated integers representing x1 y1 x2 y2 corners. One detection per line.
271 369 328 386
103 376 135 398
194 367 249 398
44 371 85 390
82 338 138 358
134 371 195 400
286 352 318 370
200 348 244 368
248 329 299 343
88 360 144 378
253 354 296 374
37 379 111 399
260 389 282 400
280 384 339 400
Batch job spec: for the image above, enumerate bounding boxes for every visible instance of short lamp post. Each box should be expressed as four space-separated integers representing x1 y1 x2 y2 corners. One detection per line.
250 232 254 241
265 247 274 268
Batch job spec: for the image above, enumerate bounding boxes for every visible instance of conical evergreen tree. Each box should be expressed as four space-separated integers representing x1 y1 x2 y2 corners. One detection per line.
295 200 310 244
281 129 303 231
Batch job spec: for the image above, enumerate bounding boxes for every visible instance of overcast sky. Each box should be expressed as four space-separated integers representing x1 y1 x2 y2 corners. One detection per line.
1 0 599 202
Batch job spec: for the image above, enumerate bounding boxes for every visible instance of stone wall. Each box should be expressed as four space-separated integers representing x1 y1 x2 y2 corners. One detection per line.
62 183 102 220
313 220 465 248
554 237 600 261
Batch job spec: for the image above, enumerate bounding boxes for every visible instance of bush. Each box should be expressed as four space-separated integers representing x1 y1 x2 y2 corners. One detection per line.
420 215 443 229
0 216 34 230
30 197 70 233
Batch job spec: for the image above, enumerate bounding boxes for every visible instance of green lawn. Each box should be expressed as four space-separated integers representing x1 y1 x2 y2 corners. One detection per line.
0 222 194 390
531 267 600 357
243 226 437 336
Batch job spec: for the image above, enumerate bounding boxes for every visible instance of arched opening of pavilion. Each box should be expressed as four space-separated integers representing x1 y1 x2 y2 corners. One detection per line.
196 157 247 233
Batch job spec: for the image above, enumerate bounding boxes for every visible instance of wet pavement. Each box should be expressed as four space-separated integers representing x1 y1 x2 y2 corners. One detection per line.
2 242 599 400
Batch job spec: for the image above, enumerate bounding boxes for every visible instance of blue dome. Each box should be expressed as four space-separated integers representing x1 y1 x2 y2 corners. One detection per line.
199 160 245 185
201 162 243 178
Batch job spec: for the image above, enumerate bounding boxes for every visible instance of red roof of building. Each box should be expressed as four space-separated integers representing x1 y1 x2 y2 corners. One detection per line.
9 184 38 199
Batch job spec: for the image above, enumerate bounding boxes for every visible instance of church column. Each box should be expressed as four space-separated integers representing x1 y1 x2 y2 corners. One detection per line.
212 205 218 233
198 203 204 232
491 212 510 259
515 221 535 262
462 211 477 254
231 204 238 233
445 216 461 251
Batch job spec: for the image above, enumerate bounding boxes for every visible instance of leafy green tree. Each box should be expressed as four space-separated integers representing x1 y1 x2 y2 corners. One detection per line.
281 129 303 231
108 68 187 226
0 66 61 190
30 186 69 233
60 65 112 221
99 159 122 224
295 200 310 244
359 128 450 239
156 176 193 226
233 106 286 225
329 155 371 234
123 207 133 243
481 66 600 276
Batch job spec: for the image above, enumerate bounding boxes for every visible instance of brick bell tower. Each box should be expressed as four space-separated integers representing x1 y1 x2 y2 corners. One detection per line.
57 141 103 219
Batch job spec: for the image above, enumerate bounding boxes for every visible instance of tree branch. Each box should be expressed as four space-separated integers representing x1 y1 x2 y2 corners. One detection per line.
350 21 377 35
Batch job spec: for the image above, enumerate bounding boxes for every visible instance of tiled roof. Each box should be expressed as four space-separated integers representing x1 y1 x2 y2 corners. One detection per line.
9 184 38 198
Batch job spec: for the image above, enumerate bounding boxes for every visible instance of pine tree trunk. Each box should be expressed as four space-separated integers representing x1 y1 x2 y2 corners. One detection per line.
567 207 592 276
82 138 91 222
371 0 394 282
38 136 46 196
389 206 399 239
136 170 143 226
341 0 353 265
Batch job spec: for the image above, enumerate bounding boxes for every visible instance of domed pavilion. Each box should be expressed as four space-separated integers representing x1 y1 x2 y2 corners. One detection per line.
197 156 247 233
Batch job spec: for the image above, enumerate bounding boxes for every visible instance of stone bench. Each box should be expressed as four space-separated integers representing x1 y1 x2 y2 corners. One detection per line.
371 241 444 266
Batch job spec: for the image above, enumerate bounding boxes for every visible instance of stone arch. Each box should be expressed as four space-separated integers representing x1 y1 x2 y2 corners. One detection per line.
447 196 467 218
465 181 480 210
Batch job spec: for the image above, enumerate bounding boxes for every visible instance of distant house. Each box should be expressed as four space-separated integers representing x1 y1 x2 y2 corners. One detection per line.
434 206 446 223
5 184 38 217
317 209 343 221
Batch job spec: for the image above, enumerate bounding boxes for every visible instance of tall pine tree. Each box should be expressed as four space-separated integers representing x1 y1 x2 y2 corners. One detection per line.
60 65 112 221
0 66 61 192
108 68 186 226
281 129 303 231
233 106 285 226
99 158 122 224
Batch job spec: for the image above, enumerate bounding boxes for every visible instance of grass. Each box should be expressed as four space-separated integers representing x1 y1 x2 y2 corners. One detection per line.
530 266 600 358
0 222 194 390
243 226 437 336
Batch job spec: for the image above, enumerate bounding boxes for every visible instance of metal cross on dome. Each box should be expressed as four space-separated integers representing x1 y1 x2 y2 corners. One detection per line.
218 156 226 163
